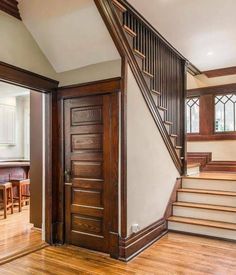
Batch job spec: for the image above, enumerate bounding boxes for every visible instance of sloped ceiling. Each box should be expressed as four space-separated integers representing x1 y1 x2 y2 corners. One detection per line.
128 0 236 71
18 0 120 73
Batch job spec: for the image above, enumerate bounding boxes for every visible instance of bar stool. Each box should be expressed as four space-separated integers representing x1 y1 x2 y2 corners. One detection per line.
0 182 14 219
11 179 30 212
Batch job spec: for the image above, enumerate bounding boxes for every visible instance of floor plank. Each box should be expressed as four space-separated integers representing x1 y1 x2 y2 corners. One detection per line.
186 172 236 181
0 232 236 274
0 205 46 262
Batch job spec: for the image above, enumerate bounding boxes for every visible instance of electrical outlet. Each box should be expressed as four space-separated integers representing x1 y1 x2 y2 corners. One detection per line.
131 224 140 233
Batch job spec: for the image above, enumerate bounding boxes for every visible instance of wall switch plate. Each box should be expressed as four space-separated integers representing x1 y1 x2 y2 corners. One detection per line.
131 224 140 233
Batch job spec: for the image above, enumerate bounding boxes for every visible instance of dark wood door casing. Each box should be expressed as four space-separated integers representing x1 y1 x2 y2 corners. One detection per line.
58 78 120 257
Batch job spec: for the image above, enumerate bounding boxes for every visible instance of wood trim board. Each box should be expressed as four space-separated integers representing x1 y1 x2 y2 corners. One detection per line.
0 61 59 93
0 61 59 246
203 66 236 78
187 83 236 97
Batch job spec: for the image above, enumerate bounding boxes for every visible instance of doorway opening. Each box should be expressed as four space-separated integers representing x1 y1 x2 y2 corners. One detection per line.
0 81 47 262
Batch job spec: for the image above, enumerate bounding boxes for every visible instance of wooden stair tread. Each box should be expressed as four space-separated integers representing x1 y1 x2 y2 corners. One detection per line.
168 216 236 231
175 146 182 149
178 188 236 196
164 121 173 125
158 105 167 111
133 49 145 59
143 70 154 78
151 89 161 95
123 25 137 37
170 134 178 138
207 161 236 165
182 175 236 182
173 202 236 212
112 0 127 12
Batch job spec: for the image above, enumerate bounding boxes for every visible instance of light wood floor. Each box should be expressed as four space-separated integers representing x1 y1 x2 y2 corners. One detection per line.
0 205 46 263
0 232 236 274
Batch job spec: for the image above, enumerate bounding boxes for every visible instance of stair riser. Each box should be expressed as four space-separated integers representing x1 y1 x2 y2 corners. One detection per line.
159 109 164 120
182 179 236 192
134 54 143 69
178 192 236 207
187 166 200 176
124 32 134 46
168 221 236 240
173 206 236 223
142 73 152 89
165 124 170 133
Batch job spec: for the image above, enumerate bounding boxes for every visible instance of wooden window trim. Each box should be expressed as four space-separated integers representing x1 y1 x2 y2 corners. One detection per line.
187 84 236 141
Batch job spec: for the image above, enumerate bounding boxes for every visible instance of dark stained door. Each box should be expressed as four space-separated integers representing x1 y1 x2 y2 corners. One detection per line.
64 93 117 253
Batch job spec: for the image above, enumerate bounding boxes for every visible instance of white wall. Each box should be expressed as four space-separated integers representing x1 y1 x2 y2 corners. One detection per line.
188 141 236 161
0 95 30 160
0 11 56 79
126 66 179 236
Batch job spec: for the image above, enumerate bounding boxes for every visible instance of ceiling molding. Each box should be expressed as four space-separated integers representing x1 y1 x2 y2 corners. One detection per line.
203 66 236 78
187 83 236 97
0 0 21 20
0 61 59 93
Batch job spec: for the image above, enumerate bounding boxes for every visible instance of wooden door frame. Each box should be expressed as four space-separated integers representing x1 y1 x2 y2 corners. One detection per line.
0 61 59 244
57 78 121 258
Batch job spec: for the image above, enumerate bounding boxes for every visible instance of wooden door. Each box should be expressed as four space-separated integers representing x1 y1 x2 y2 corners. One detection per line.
64 93 118 253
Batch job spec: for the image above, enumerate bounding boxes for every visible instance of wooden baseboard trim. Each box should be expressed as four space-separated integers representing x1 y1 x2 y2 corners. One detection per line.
0 243 49 266
119 219 167 261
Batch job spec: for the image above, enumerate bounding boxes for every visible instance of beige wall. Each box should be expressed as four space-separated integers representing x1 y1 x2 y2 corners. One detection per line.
126 66 179 236
0 11 56 79
57 59 121 87
0 11 121 86
188 141 236 161
187 72 236 89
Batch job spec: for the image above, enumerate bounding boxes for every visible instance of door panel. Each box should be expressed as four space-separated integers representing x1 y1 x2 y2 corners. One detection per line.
64 93 117 253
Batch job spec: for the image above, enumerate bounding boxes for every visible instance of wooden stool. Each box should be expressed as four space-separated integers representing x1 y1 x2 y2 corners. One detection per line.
11 179 30 212
0 182 14 219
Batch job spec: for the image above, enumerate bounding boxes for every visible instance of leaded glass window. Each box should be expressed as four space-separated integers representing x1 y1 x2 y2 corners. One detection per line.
215 93 236 132
186 97 200 133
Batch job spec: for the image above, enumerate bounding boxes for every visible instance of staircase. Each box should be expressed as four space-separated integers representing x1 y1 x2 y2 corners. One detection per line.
120 5 184 162
187 152 236 172
203 161 236 173
96 0 186 173
168 177 236 240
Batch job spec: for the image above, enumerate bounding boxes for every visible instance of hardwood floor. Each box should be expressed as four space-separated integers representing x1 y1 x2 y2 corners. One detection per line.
0 232 236 274
0 205 47 264
186 171 236 180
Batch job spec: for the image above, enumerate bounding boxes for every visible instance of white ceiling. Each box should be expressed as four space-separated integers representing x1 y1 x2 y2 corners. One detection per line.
18 0 120 73
128 0 236 71
0 82 29 98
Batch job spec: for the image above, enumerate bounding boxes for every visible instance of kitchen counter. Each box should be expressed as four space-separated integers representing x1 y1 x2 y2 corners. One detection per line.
0 161 30 182
0 161 30 167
